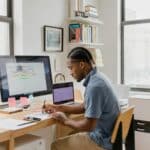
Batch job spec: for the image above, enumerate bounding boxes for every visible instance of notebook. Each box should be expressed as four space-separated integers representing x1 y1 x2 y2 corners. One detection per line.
52 82 77 105
0 107 23 114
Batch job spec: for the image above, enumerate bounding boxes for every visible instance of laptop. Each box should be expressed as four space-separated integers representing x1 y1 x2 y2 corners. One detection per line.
52 82 77 105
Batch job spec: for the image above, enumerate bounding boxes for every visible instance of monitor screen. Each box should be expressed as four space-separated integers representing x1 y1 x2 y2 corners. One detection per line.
0 56 53 102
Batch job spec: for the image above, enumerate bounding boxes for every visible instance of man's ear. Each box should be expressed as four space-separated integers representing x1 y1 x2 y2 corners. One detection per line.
79 62 85 69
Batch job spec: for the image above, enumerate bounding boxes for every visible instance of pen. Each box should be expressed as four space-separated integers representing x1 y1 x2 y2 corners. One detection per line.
42 100 46 114
17 120 37 126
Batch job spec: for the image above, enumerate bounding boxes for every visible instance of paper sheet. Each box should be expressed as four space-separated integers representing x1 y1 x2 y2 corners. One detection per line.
0 112 51 130
0 118 36 130
24 112 51 120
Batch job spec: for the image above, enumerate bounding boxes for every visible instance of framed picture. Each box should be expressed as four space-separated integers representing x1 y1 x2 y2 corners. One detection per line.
44 26 63 52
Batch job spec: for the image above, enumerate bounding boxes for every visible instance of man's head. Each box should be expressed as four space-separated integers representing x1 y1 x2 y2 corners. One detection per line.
67 47 95 82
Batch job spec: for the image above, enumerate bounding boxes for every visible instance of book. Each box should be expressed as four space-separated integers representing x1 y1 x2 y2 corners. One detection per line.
86 12 99 18
69 23 81 42
85 5 97 13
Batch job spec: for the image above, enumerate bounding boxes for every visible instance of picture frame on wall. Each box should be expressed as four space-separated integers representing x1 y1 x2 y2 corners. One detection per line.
44 26 63 52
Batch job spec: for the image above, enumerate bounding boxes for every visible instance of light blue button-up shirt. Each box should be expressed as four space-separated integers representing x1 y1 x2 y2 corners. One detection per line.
83 67 120 150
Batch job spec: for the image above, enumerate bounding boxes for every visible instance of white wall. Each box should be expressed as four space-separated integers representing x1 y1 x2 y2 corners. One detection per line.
12 2 70 148
13 0 69 81
98 0 121 83
13 0 121 83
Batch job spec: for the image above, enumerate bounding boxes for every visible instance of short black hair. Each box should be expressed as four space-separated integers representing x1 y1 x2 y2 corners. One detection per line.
67 47 95 64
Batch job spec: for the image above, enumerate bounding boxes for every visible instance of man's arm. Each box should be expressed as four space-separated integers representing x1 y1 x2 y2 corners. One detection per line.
52 112 97 132
44 103 85 114
65 117 97 131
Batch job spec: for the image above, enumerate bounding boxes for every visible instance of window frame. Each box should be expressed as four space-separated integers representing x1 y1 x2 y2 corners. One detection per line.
121 0 150 91
0 0 14 55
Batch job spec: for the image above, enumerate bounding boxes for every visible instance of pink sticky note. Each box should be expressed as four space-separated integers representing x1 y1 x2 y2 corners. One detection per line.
8 97 16 107
20 97 29 106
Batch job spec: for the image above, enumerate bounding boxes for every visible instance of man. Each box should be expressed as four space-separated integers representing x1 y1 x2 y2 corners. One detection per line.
44 47 120 150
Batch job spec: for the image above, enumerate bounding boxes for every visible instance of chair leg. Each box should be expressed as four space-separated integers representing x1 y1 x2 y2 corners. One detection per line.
125 115 135 150
112 123 123 150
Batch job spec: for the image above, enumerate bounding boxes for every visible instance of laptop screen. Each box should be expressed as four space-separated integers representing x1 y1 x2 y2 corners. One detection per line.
52 82 74 104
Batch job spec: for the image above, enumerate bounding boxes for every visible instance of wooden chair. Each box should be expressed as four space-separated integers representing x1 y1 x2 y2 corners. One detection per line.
111 106 135 150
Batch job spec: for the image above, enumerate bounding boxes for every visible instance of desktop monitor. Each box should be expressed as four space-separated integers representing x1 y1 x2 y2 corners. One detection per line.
0 56 53 102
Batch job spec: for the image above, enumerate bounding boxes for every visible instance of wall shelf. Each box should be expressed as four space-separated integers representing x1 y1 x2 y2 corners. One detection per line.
68 42 104 47
68 17 103 25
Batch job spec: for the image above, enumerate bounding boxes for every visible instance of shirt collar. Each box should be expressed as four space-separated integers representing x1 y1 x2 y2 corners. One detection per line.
83 67 97 87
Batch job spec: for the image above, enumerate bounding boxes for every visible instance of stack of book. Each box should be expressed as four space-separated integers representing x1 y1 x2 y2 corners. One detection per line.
70 0 99 19
85 5 99 19
69 23 97 43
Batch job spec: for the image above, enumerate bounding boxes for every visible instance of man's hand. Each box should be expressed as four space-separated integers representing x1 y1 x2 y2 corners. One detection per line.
43 104 59 114
52 112 69 124
42 102 85 115
51 112 97 132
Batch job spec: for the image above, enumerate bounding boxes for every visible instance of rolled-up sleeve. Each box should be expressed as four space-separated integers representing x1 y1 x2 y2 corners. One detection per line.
84 86 105 119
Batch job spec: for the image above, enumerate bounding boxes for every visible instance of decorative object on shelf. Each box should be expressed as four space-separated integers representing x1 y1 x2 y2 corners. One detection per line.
70 0 99 19
89 48 104 67
95 48 104 67
54 73 65 83
75 11 88 18
43 26 63 52
70 0 78 17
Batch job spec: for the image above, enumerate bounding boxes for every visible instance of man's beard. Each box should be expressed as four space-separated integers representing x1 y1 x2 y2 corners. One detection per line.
76 77 83 82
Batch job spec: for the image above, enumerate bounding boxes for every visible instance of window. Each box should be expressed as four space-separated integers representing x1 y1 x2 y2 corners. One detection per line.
0 0 13 55
0 0 7 16
121 0 150 90
125 0 150 21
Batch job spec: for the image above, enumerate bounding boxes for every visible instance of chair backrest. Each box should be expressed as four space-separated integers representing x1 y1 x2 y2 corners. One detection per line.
111 106 134 144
